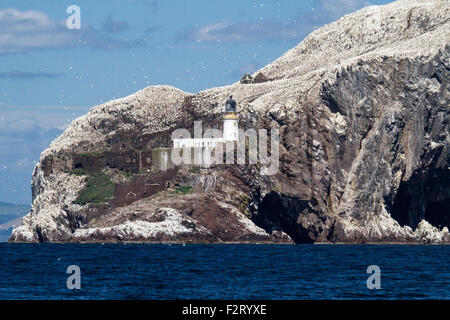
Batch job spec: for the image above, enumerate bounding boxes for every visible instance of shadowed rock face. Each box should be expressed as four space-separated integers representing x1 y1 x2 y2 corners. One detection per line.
10 0 450 244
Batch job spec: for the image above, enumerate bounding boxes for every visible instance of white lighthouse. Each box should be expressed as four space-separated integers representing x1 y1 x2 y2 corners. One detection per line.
223 95 239 142
172 96 239 149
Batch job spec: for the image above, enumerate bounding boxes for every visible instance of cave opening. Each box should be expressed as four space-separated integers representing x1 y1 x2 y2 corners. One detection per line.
74 163 83 169
425 199 450 229
253 192 314 244
389 166 450 230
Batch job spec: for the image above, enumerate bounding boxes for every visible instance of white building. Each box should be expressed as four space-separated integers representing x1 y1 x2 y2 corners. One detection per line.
222 110 239 141
173 101 239 148
173 138 223 148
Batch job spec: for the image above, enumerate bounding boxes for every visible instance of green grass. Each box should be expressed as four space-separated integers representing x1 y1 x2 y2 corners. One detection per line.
72 172 115 205
170 186 192 195
139 168 153 175
69 168 86 176
125 171 134 179
188 167 200 174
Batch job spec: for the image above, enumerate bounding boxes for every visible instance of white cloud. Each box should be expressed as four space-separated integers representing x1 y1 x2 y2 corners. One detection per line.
317 0 370 15
0 9 73 54
178 0 372 43
0 9 57 33
0 8 144 54
232 62 260 78
0 105 89 130
0 117 62 204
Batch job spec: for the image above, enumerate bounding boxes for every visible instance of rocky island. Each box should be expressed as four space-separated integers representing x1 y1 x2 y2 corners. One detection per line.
11 0 450 244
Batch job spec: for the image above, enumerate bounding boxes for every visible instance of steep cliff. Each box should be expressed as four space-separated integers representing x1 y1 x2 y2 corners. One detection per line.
11 0 450 243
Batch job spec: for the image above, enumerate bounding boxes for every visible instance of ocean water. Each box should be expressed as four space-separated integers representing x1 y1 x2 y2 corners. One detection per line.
0 244 448 300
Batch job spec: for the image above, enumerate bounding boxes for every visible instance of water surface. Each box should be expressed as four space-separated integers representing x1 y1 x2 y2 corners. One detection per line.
0 244 448 299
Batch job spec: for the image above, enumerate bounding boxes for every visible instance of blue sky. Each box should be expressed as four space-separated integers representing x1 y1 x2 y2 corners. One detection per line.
0 0 393 205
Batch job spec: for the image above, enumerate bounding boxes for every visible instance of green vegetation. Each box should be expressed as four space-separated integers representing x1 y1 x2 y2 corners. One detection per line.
237 194 251 217
170 186 192 195
188 167 200 174
125 171 134 179
176 186 192 195
72 172 115 205
139 168 153 175
69 168 87 176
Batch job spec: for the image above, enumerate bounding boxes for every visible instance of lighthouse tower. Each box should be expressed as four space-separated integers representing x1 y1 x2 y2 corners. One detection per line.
223 95 239 141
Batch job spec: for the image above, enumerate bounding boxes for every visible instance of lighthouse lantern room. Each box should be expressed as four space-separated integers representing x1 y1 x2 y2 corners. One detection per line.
223 95 239 142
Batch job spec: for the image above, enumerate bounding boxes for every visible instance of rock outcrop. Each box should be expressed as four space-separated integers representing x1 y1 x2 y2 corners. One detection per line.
11 0 450 243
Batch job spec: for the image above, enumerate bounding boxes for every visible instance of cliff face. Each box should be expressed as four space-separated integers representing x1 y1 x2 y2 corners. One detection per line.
11 0 450 244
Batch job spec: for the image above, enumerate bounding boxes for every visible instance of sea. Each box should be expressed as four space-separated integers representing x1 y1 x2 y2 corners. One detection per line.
0 244 448 300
